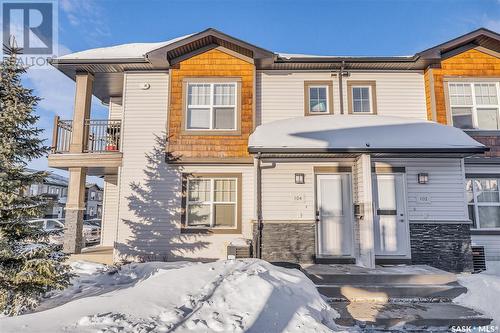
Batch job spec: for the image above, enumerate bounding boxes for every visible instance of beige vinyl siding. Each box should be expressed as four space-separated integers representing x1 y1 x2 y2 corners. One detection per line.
343 72 427 118
115 71 254 260
260 159 354 220
100 175 118 246
108 97 123 120
374 158 468 222
115 71 171 260
256 72 339 124
256 71 427 125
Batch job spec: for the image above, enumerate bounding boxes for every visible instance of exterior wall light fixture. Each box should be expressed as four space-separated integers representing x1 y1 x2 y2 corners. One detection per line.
295 173 305 184
418 173 429 184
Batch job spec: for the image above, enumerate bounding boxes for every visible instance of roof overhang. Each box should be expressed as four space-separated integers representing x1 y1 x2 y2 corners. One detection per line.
417 28 500 62
145 28 276 68
248 115 489 158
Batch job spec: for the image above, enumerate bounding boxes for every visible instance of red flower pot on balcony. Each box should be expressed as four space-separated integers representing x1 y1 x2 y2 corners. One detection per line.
105 145 118 151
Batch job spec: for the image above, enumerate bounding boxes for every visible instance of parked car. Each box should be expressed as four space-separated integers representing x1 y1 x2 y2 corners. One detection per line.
28 218 101 246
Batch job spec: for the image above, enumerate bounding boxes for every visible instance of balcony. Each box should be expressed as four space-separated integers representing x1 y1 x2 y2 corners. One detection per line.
48 116 123 176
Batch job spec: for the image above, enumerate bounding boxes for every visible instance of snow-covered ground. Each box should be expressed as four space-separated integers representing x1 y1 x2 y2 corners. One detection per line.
454 261 500 324
0 259 345 333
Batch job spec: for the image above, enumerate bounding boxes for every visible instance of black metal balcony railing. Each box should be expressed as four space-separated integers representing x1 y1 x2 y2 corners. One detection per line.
52 116 122 153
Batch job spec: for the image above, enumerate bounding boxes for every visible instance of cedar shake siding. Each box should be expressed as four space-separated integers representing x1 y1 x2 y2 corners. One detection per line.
425 48 500 157
167 48 254 162
425 48 500 125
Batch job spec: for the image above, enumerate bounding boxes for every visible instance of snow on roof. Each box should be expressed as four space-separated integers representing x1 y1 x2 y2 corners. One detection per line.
248 115 486 153
57 34 194 60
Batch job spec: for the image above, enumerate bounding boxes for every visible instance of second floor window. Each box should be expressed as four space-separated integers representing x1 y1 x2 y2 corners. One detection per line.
186 83 237 131
449 82 500 130
309 86 329 113
352 86 372 113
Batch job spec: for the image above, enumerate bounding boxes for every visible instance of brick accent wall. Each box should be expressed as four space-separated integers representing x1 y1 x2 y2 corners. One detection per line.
254 222 316 263
468 133 500 157
167 48 254 161
424 49 500 125
409 223 473 273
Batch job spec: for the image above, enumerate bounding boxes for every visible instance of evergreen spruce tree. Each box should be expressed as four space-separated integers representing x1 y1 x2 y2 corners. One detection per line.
0 41 73 315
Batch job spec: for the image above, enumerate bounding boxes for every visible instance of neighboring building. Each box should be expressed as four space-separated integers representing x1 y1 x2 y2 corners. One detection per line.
48 28 499 271
27 169 68 218
85 183 103 220
421 29 500 262
26 170 103 220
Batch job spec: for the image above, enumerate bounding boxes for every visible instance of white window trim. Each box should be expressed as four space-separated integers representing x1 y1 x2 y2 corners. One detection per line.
308 85 330 114
449 81 500 130
185 177 238 229
185 82 238 131
351 85 373 114
467 177 500 230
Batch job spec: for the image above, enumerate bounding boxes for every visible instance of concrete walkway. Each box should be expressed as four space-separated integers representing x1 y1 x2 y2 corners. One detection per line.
302 264 492 330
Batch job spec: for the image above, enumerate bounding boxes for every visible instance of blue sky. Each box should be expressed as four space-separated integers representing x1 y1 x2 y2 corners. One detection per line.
21 0 500 180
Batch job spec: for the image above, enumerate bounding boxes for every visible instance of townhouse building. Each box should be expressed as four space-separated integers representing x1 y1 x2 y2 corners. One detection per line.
48 28 500 271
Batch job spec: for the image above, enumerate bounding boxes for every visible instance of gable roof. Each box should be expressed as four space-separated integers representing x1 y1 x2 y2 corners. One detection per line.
50 27 500 102
417 28 500 60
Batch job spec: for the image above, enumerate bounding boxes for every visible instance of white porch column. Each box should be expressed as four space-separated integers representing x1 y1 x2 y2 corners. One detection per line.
355 154 375 268
63 72 94 254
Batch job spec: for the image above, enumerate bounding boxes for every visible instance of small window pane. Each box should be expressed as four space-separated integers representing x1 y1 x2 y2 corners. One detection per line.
188 179 211 201
477 108 500 130
478 206 500 228
214 203 235 227
449 83 472 106
213 108 235 130
310 100 327 112
214 84 235 105
475 83 498 105
475 179 499 203
187 108 210 129
451 107 473 129
214 179 236 202
188 84 210 105
187 204 211 227
310 87 319 99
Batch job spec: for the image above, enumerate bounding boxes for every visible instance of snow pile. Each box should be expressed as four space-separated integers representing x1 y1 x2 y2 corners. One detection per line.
0 259 341 332
454 261 500 323
248 115 486 153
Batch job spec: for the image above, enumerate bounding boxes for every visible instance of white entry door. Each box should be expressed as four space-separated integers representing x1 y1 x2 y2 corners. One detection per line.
316 174 353 257
372 173 409 257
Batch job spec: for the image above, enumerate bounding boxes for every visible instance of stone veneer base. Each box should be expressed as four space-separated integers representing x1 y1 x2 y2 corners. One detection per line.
409 222 473 273
254 222 316 264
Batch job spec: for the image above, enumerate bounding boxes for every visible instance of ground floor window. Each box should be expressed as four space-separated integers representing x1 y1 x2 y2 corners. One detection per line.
183 174 240 230
466 177 500 229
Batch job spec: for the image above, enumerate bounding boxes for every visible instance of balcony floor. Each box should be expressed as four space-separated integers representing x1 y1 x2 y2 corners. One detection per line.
48 152 122 176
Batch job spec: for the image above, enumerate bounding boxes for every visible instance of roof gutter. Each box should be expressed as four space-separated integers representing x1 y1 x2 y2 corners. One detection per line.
248 147 489 154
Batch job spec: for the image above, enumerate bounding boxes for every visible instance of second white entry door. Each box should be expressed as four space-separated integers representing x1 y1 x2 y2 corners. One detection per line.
372 173 409 257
